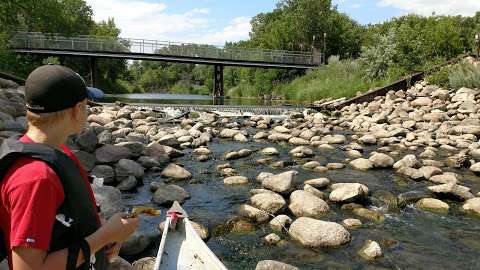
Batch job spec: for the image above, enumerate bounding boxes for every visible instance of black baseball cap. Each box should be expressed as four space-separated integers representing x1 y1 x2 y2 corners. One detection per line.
25 65 96 113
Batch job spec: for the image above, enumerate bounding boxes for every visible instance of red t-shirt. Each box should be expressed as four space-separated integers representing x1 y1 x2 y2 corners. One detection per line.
0 135 98 268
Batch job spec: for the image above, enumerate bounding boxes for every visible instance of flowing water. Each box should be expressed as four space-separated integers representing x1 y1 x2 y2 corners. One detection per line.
121 123 480 270
101 93 300 106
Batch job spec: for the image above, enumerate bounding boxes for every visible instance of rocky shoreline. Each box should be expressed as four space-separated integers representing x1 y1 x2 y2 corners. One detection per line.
1 76 480 269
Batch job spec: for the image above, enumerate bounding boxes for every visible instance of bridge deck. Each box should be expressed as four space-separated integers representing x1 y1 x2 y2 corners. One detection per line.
11 32 322 69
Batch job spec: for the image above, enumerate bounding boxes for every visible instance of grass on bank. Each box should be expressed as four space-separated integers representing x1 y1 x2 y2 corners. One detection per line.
426 60 480 89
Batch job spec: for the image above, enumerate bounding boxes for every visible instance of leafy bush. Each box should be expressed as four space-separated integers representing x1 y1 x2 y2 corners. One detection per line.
449 62 480 89
425 67 450 87
360 30 399 80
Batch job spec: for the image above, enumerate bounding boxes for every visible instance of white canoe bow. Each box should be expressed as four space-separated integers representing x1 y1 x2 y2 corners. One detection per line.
154 201 228 270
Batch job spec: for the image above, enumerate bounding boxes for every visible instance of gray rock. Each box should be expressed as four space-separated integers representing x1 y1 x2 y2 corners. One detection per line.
71 150 96 172
219 129 239 138
269 215 292 232
224 176 249 185
116 141 145 157
268 133 292 141
428 182 474 201
415 198 449 212
75 127 98 152
350 158 373 170
137 156 160 168
262 171 297 195
289 146 313 158
263 233 281 245
152 183 190 205
369 153 394 168
289 190 329 218
92 185 124 219
393 154 420 169
261 147 279 155
132 257 155 270
251 192 286 215
115 159 144 178
323 134 347 144
255 260 299 270
303 178 330 188
342 218 362 228
419 166 442 179
143 143 170 165
358 134 377 145
289 217 350 247
160 163 192 180
91 165 115 183
238 204 270 223
358 240 383 260
107 256 132 270
97 130 113 145
95 145 132 164
117 176 138 191
329 183 369 203
120 230 151 256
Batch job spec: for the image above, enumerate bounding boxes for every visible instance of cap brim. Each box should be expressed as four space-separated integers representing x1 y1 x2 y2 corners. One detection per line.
86 87 105 100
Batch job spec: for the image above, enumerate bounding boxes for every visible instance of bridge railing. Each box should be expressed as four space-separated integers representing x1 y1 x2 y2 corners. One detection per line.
10 32 323 66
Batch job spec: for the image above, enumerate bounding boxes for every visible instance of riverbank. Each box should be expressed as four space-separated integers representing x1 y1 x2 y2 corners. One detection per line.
1 77 480 269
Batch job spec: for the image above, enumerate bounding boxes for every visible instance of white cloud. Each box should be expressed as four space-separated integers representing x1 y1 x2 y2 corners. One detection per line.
186 16 252 45
86 0 210 40
378 0 480 16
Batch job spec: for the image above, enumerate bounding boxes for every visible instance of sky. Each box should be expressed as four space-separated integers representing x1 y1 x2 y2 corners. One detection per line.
85 0 480 45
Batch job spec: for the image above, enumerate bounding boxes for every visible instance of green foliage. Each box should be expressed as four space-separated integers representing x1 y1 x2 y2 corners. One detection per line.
360 30 398 80
278 58 390 101
448 62 480 89
425 67 451 87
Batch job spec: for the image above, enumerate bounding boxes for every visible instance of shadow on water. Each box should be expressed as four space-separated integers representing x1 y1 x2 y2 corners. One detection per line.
121 123 480 270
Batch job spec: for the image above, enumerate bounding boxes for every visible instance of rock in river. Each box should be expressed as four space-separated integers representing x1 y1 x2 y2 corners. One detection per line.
289 217 351 248
255 260 299 270
288 190 329 218
415 198 449 212
251 192 286 215
161 163 192 180
358 240 383 261
262 171 297 195
462 197 480 215
329 183 369 203
152 183 190 205
238 204 270 223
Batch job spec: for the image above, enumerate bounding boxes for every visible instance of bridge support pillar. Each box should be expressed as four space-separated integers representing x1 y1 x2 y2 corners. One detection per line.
213 64 224 102
90 57 97 87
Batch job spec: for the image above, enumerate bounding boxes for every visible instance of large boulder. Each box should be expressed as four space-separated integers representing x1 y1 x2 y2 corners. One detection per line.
329 183 369 203
369 153 394 168
238 204 270 223
152 183 190 205
115 159 144 178
288 190 329 218
91 165 115 183
75 127 98 152
72 150 96 172
117 176 138 191
143 142 170 165
289 217 350 247
95 145 132 164
462 198 480 215
116 141 145 157
262 171 297 195
250 192 286 215
428 182 474 201
160 163 192 180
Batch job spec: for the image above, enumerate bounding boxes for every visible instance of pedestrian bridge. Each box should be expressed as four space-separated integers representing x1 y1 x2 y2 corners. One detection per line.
10 32 323 98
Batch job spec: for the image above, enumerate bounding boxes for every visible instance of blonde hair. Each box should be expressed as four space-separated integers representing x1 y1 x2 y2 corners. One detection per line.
26 109 69 128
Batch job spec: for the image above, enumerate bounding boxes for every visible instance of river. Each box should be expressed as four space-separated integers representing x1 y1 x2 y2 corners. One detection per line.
102 93 302 106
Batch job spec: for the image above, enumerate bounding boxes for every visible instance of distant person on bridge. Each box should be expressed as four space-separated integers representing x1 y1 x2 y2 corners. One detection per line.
0 65 138 270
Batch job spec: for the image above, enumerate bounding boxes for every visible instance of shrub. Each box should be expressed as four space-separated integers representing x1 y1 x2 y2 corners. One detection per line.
425 67 450 87
448 61 480 89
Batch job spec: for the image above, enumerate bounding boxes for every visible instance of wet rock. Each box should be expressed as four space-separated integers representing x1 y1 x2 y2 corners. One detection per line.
269 215 292 232
289 146 314 158
393 154 420 169
92 185 124 219
346 150 362 158
397 167 424 180
303 178 330 189
116 141 145 157
313 166 328 173
419 166 442 179
193 147 211 155
91 165 115 183
120 230 151 256
274 126 290 133
462 198 480 215
303 184 326 200
429 173 460 184
299 130 316 140
428 182 474 201
255 260 299 270
289 217 350 248
238 204 270 223
302 161 321 169
262 171 297 195
289 137 310 145
152 183 190 205
358 134 377 145
249 189 275 195
162 145 184 159
342 218 362 228
323 134 347 144
263 233 281 245
369 153 394 168
137 156 160 169
416 198 449 212
224 176 249 185
116 176 137 191
225 151 241 160
358 240 383 261
397 190 431 207
253 132 269 140
234 133 248 142
318 144 335 151
108 256 132 270
352 208 385 222
256 172 275 183
261 147 279 155
469 162 480 174
143 143 170 165
326 163 345 169
160 163 192 180
268 133 292 141
350 158 373 170
115 159 144 178
251 192 286 215
132 257 155 270
288 190 329 218
95 145 132 164
329 183 369 203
